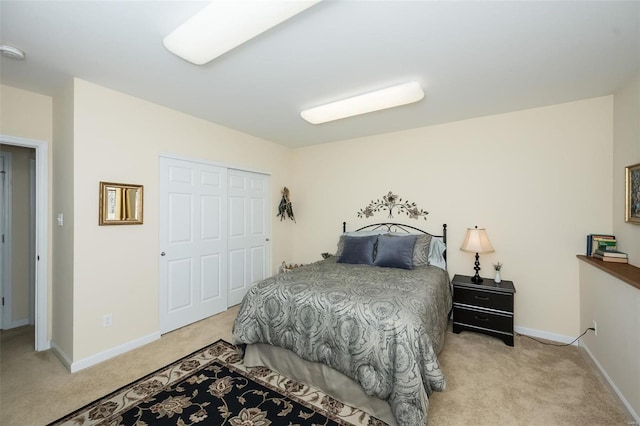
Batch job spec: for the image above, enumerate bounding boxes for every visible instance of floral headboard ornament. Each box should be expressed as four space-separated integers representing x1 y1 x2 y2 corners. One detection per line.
357 191 429 220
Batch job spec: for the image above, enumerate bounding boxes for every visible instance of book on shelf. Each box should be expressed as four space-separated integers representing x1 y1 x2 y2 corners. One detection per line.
596 240 617 250
592 242 618 255
593 253 628 263
594 249 628 258
586 234 616 256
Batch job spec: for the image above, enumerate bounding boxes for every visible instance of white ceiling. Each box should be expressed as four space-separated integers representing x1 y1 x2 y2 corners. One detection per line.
1 1 638 148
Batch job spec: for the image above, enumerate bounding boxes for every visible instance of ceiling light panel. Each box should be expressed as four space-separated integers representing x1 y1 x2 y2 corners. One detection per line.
164 0 321 65
300 81 425 124
0 44 26 60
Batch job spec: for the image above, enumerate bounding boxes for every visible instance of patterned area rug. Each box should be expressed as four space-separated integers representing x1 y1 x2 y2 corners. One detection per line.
48 339 385 426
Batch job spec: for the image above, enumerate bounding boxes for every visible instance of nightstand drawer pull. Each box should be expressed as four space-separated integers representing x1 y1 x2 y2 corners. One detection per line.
474 295 489 301
474 315 490 322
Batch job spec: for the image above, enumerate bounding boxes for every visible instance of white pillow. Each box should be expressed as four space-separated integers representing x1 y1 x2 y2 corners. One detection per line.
428 237 447 270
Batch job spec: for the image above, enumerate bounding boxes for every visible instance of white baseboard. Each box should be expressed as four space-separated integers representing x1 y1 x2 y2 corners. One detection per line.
581 343 639 424
38 339 51 351
514 325 580 346
51 332 161 373
3 318 30 330
50 341 73 371
69 331 161 373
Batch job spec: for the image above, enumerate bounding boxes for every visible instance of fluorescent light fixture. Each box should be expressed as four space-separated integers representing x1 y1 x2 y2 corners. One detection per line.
300 81 425 124
164 0 321 65
0 44 25 60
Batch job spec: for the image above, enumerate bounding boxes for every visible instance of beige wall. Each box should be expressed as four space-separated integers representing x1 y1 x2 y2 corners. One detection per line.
70 79 292 360
291 96 614 338
579 264 640 420
0 85 53 142
0 144 34 323
52 80 75 359
613 73 640 264
580 73 640 421
0 84 53 337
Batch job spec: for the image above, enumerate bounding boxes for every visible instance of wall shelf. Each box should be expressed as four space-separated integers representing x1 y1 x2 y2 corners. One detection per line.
577 255 640 290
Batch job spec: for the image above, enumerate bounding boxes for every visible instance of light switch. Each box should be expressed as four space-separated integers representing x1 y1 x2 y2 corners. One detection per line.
57 213 63 226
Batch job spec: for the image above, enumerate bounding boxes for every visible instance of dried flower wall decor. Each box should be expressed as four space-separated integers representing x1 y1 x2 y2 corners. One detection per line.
357 191 428 220
277 187 295 222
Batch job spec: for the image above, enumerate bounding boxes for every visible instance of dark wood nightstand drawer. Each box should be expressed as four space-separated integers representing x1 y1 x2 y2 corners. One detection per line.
453 306 513 334
453 287 513 313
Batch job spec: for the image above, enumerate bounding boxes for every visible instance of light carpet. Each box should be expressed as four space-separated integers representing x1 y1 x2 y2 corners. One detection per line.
0 305 632 425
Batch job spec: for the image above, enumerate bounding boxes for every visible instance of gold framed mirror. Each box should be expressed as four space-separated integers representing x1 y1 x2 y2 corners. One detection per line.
99 182 144 225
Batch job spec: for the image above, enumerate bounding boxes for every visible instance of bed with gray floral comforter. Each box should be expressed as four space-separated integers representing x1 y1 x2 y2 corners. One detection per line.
232 257 452 425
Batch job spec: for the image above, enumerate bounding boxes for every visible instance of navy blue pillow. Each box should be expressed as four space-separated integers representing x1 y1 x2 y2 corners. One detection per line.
337 235 378 265
373 234 418 269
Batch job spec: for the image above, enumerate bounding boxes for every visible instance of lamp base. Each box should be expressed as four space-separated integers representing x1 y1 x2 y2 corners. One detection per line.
471 252 483 284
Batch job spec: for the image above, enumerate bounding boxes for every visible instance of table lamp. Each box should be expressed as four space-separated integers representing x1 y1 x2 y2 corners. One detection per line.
460 226 494 283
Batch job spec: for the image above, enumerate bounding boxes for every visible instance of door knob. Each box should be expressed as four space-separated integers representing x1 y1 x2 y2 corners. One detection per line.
266 238 270 242
161 252 166 256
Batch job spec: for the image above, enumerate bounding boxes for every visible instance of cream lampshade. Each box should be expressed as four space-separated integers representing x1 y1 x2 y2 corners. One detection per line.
460 226 494 283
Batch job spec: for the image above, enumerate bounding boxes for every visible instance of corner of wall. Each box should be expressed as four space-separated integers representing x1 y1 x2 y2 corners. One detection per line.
51 79 75 359
613 73 640 266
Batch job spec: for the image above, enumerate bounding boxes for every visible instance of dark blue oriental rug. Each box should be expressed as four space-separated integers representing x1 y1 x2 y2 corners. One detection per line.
48 339 385 426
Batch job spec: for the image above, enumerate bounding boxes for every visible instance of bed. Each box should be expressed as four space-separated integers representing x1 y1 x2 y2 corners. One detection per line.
232 222 452 425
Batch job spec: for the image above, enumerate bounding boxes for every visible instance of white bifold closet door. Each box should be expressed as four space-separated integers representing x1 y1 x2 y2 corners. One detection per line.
227 169 269 306
159 157 270 334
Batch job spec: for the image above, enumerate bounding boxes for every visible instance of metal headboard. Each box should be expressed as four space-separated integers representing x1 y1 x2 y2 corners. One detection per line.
342 222 448 260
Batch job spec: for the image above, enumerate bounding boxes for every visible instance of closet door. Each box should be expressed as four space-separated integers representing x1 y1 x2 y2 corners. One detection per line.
159 157 227 334
227 169 270 306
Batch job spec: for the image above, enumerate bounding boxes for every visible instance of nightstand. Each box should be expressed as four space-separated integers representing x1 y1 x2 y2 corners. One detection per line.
452 274 516 346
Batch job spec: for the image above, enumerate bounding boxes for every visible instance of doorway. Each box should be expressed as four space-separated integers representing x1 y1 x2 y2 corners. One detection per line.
1 147 35 332
0 135 49 351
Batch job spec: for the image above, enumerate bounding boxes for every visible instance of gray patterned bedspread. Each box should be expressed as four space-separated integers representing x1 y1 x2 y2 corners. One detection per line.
232 257 452 425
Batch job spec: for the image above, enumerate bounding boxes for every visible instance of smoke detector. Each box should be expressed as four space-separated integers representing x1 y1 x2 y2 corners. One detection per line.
0 45 26 60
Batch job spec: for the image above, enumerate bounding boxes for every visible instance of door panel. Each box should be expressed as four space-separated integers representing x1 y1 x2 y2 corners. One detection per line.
251 246 266 284
229 248 245 291
160 157 227 334
229 196 245 237
227 169 270 306
200 195 221 240
168 258 192 311
201 170 222 187
168 193 192 243
251 198 265 234
201 254 221 300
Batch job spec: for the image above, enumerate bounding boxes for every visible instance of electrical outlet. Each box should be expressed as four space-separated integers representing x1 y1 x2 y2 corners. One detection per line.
592 320 597 336
103 314 112 328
